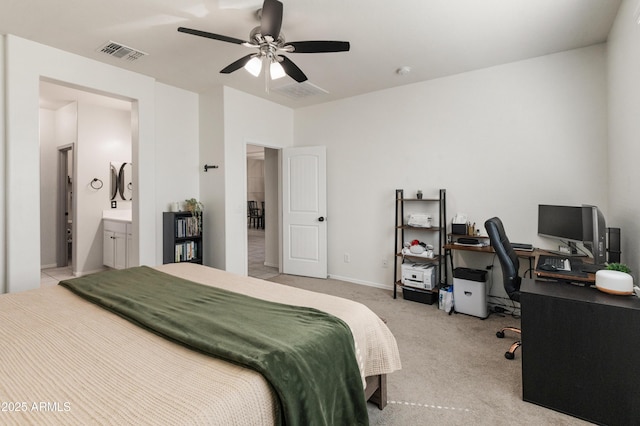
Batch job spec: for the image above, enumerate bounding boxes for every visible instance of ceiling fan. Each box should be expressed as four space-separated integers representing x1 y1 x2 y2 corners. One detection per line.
177 0 350 87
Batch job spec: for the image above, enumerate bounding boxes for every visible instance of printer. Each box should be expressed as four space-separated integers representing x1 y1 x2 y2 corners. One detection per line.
401 263 438 290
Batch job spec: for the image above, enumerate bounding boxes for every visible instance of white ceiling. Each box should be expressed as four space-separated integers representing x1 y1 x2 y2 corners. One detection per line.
1 0 622 109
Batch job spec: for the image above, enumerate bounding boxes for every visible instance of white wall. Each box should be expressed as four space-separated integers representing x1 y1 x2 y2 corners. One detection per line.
39 108 58 267
39 100 132 275
3 24 630 296
295 45 609 297
40 103 80 268
220 87 293 275
3 35 153 292
154 82 200 264
199 86 226 270
2 35 198 293
54 103 79 269
76 103 131 274
0 37 5 293
607 0 640 280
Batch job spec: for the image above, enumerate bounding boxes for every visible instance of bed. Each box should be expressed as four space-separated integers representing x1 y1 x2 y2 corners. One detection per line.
0 263 401 425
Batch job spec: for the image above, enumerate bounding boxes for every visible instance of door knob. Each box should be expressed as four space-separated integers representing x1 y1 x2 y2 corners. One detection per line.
318 216 325 222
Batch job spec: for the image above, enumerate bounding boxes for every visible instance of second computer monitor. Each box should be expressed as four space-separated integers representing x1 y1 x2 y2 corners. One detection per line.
582 205 607 265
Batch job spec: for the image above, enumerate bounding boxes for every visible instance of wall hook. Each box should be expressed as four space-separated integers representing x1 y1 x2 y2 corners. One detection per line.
204 164 219 172
90 178 103 190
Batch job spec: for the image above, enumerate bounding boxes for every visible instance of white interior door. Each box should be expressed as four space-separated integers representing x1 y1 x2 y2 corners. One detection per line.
282 146 327 278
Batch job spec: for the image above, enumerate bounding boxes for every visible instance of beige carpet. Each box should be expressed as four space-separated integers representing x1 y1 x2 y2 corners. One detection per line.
268 274 592 426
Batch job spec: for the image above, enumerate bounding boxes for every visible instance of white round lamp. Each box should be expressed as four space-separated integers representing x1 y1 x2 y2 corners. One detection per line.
595 270 633 295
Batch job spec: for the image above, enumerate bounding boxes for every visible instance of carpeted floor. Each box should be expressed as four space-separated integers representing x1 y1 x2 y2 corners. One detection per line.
268 274 592 426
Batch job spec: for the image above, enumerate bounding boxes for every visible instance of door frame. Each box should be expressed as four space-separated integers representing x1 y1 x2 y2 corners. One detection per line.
56 143 75 269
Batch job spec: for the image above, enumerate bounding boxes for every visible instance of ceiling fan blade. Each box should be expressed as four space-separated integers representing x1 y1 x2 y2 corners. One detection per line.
260 0 283 39
284 41 350 53
280 56 307 83
178 27 247 45
220 54 255 74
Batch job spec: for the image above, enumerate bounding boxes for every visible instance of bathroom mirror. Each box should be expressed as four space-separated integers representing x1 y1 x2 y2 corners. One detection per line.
110 162 133 201
118 162 133 201
110 163 119 200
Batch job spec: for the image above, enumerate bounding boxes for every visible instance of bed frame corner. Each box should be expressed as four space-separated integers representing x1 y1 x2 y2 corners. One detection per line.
365 374 387 410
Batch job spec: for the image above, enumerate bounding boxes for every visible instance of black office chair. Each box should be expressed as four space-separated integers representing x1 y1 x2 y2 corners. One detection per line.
484 217 522 360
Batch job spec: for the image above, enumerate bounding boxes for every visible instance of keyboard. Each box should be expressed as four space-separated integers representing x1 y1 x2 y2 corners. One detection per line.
540 256 571 271
536 255 589 278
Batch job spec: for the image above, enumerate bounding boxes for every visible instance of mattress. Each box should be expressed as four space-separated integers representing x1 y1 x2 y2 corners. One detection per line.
0 263 401 425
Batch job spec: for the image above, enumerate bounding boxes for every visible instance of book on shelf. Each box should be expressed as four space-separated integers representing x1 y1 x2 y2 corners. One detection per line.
174 241 198 262
175 216 200 238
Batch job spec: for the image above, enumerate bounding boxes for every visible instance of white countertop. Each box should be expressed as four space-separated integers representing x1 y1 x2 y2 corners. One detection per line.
102 209 132 222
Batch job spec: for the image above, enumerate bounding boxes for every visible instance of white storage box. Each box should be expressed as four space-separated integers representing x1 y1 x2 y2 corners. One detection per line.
401 263 438 290
453 268 488 318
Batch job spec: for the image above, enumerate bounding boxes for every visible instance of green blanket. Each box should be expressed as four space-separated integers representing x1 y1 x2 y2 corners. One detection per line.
59 266 368 426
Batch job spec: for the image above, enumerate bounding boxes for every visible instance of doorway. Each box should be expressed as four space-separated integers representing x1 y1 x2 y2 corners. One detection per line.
39 80 133 285
247 144 280 279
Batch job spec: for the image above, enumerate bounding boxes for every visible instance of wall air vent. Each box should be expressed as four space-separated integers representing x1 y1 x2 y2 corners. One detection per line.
97 41 148 61
272 81 329 100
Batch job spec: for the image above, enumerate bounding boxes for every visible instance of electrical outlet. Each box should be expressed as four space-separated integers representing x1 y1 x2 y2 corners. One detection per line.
344 253 350 263
111 200 117 208
382 258 388 268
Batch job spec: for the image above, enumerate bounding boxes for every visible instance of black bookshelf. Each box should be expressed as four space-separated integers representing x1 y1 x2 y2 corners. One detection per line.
162 211 203 264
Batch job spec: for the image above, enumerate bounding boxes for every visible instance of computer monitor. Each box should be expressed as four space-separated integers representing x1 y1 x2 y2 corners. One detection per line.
582 205 607 265
537 204 607 265
537 205 584 243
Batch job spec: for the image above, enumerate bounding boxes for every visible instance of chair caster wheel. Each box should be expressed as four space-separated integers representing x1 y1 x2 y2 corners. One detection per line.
496 331 505 338
504 351 515 360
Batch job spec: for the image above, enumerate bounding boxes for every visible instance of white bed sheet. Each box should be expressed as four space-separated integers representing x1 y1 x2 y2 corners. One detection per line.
0 263 401 425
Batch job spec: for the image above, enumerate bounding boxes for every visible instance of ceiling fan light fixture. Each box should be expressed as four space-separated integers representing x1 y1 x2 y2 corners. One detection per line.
178 0 349 89
270 60 286 79
244 56 263 77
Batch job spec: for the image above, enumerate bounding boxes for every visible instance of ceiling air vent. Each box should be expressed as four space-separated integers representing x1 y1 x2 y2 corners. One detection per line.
97 41 148 61
272 81 329 100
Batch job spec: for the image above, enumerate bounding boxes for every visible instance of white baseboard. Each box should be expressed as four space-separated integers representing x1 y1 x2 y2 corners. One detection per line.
40 263 57 270
328 274 393 291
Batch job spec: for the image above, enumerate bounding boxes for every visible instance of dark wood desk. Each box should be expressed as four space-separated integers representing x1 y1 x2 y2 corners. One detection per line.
520 279 640 425
445 243 597 287
533 269 595 283
444 243 536 258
